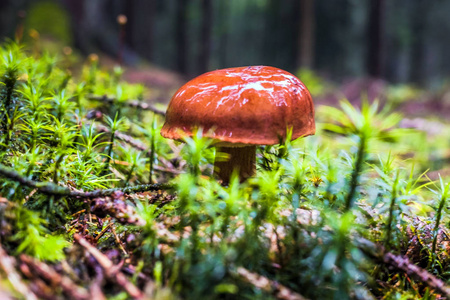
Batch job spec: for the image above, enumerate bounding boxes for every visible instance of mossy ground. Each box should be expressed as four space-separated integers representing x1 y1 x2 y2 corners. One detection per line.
0 42 449 300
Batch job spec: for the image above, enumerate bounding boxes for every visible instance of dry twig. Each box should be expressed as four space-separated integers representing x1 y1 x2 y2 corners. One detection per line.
357 238 450 298
0 163 173 198
95 124 181 174
19 255 89 300
94 223 113 242
111 224 128 255
235 267 309 300
0 246 38 300
88 95 166 116
74 234 145 299
90 192 146 225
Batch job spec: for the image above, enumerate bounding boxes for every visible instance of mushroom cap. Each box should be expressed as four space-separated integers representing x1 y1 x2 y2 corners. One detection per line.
161 66 315 145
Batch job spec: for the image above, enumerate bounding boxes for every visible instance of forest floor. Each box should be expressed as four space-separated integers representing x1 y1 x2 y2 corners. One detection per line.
1 45 450 299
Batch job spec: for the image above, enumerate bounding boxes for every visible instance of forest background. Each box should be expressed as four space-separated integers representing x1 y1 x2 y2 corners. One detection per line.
1 0 449 88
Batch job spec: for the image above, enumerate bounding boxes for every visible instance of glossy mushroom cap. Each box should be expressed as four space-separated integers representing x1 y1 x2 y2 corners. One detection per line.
161 66 315 145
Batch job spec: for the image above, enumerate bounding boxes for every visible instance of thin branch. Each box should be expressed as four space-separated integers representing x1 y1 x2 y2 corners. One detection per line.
94 223 113 242
0 163 71 195
91 196 146 226
19 255 89 300
95 124 182 174
357 238 450 298
235 267 309 300
87 95 166 116
74 234 145 300
70 183 174 198
111 225 128 255
0 246 38 300
0 163 174 199
96 123 149 153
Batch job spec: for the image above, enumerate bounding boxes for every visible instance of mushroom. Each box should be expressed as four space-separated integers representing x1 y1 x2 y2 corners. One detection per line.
160 66 315 184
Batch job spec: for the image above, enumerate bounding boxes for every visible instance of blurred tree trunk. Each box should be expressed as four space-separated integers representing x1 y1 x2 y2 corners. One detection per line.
297 0 315 69
176 0 189 75
218 0 229 68
127 0 156 61
62 0 118 55
124 0 134 48
61 0 85 48
409 0 428 85
0 0 29 39
264 0 281 64
366 0 385 78
198 0 212 74
0 1 16 39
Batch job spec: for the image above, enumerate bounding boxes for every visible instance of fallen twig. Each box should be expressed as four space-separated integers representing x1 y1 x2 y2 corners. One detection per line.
88 95 166 116
235 267 309 300
89 261 107 300
94 223 113 242
74 234 145 299
90 193 146 225
111 224 128 255
0 163 174 198
95 123 148 152
73 183 174 198
0 246 38 300
357 238 450 298
95 124 181 174
19 255 89 300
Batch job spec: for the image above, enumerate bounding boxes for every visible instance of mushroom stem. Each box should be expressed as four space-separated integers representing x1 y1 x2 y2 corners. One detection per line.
214 146 256 184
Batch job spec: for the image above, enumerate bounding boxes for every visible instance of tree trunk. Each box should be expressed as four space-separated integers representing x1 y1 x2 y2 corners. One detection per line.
61 0 86 50
297 0 315 69
218 0 229 67
128 0 156 61
263 0 281 65
366 0 385 78
63 0 118 56
198 0 212 74
124 0 134 48
409 0 428 85
176 0 189 75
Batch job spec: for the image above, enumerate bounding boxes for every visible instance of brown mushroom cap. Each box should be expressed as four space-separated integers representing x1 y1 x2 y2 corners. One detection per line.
161 66 315 145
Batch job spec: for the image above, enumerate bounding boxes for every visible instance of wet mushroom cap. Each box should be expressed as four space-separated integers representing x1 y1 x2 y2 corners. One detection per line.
160 66 315 145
